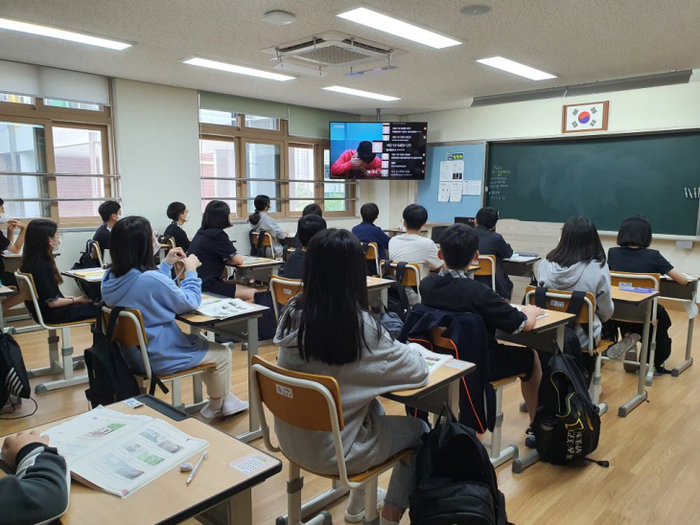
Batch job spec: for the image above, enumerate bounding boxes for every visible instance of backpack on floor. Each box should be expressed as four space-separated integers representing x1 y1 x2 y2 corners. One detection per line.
381 261 410 320
533 352 608 467
410 406 510 525
84 306 141 408
253 290 277 341
0 332 31 408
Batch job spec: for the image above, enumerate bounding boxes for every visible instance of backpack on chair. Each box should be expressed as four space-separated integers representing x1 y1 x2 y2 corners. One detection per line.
84 306 141 408
410 406 511 525
72 239 102 302
381 261 410 320
249 230 268 257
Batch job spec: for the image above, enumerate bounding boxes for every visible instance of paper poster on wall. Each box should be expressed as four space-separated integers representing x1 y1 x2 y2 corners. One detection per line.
462 180 482 196
452 160 464 180
438 182 450 202
439 161 453 181
450 181 463 202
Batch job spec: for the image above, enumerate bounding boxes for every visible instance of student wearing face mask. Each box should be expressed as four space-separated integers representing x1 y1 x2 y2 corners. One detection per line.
0 198 28 314
163 202 191 251
20 219 98 324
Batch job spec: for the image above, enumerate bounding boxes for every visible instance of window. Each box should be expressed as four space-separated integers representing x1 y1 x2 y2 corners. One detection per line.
288 145 315 213
199 139 237 214
199 109 238 127
44 99 102 111
0 93 33 105
244 115 280 131
246 142 280 213
323 148 349 212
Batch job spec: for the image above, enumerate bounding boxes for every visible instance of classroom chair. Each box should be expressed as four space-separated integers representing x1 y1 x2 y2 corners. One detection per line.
428 327 519 468
382 261 422 303
15 271 94 394
269 276 303 321
609 271 661 386
101 305 215 412
90 239 104 267
361 242 381 276
250 230 275 259
524 286 613 414
251 355 412 525
475 254 497 292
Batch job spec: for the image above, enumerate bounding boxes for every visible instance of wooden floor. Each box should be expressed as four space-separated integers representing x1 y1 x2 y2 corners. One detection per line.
4 304 700 524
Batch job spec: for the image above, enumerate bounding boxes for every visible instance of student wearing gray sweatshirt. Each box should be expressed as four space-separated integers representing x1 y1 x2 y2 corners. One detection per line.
274 228 429 525
248 194 287 258
537 216 614 351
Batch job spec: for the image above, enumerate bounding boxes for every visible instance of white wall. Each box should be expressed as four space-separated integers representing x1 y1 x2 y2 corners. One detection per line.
408 81 700 275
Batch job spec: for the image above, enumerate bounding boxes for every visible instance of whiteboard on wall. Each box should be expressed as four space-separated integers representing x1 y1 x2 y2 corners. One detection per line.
417 143 487 222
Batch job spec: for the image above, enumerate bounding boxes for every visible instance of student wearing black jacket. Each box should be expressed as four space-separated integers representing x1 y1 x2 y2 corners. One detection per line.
473 207 514 301
282 214 327 279
0 431 70 525
163 201 191 251
93 200 121 252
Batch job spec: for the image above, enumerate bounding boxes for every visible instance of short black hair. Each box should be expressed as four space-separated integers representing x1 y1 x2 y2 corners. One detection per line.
356 141 376 163
360 203 379 223
98 200 121 222
0 198 4 206
547 216 606 268
617 216 652 248
297 214 327 247
202 200 231 230
110 216 157 278
439 224 479 269
476 207 499 229
403 204 428 230
167 202 186 222
302 203 323 217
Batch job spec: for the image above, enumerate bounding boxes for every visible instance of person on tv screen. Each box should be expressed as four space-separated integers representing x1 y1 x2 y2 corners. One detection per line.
331 141 382 179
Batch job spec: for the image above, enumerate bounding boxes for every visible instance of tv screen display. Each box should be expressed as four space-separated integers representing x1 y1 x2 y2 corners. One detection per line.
329 122 427 180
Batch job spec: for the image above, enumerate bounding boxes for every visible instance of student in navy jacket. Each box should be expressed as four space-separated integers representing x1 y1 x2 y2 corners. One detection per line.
282 214 326 280
473 207 514 301
352 202 391 260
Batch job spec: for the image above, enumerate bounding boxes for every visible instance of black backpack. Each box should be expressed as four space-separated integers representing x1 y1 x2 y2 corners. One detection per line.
0 332 31 408
72 239 102 302
84 306 141 408
249 229 268 257
533 352 608 467
410 407 510 525
381 261 410 320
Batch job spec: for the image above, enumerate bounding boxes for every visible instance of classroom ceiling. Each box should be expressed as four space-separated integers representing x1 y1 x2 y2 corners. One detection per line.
1 0 699 115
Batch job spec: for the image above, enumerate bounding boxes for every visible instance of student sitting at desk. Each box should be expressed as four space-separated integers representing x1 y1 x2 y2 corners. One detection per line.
282 214 326 280
537 216 614 376
388 204 443 304
607 215 688 374
20 219 99 324
248 194 287 258
293 203 323 249
352 202 391 260
163 201 191 251
473 206 514 301
1 430 70 525
189 200 256 302
102 215 248 418
0 197 27 314
274 228 429 525
93 200 121 252
419 224 543 447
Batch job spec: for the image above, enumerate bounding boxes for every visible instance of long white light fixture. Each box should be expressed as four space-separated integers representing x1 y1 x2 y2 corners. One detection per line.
183 58 295 81
476 56 556 81
337 7 461 49
322 85 400 101
0 17 132 50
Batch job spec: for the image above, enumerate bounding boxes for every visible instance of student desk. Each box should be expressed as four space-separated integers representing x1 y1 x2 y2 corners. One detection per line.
659 275 698 377
0 396 281 525
177 300 268 444
503 255 540 278
231 256 283 285
62 268 106 284
610 286 659 418
383 228 428 237
366 276 393 307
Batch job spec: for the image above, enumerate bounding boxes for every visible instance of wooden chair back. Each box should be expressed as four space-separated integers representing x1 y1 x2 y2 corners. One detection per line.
14 270 37 305
610 271 661 291
101 307 149 347
475 254 497 291
364 242 380 276
384 261 421 287
524 285 595 326
91 240 104 267
251 231 273 247
269 276 304 319
429 327 456 354
250 355 344 432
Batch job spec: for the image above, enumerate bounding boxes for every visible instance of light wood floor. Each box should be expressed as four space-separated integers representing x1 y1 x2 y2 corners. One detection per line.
4 303 700 524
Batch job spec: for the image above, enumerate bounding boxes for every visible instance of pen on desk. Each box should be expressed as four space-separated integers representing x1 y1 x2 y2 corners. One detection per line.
186 451 208 485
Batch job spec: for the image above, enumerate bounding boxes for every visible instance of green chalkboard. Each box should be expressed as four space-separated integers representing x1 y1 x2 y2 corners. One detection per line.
486 132 700 235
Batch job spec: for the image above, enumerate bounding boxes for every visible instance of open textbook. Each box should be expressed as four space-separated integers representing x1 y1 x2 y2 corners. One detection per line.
42 407 208 498
415 346 453 374
196 296 266 319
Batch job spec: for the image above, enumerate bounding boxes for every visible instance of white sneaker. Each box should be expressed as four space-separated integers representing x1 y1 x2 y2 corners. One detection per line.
200 401 222 419
605 333 641 360
344 487 387 523
221 393 249 417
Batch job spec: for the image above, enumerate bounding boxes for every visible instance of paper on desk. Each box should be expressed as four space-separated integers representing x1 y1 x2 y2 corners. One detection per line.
415 346 453 374
438 182 450 202
197 297 253 319
512 304 549 320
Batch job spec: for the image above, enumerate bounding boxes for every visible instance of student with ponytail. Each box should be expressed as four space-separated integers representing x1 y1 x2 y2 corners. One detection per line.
247 194 287 258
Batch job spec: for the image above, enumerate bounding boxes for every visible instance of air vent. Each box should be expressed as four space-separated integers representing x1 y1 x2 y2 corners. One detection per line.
295 45 371 65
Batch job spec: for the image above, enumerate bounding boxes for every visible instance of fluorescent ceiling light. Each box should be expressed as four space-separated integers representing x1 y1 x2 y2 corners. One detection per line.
322 85 400 101
183 58 295 81
337 7 461 49
476 56 556 81
0 17 132 50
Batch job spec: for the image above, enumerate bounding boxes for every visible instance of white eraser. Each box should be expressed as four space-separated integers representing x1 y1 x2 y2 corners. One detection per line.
180 462 193 472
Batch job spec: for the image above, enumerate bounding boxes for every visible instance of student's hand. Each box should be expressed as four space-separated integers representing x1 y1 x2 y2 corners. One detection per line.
74 296 92 305
164 247 186 266
350 154 363 168
522 305 544 317
2 431 49 470
184 254 201 273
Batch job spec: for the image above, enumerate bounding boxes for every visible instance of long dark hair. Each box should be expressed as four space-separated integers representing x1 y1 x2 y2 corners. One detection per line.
201 200 231 230
547 216 606 268
20 219 62 284
248 195 270 226
280 228 379 365
110 216 157 277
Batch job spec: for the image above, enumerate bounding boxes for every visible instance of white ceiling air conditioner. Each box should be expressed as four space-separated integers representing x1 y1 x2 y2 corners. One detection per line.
262 31 404 77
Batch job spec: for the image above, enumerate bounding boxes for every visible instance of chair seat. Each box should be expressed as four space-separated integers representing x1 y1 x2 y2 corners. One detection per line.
44 318 96 329
596 338 616 353
157 362 216 381
490 374 524 390
287 449 413 484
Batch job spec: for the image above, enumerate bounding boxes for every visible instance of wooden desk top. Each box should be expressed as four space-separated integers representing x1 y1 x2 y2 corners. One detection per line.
0 285 16 297
528 309 575 334
0 399 281 525
177 295 268 326
232 256 284 269
62 268 106 283
385 359 475 401
611 286 659 304
503 256 540 264
366 276 394 290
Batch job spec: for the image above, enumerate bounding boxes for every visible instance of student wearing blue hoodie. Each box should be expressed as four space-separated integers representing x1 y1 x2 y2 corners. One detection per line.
101 215 247 419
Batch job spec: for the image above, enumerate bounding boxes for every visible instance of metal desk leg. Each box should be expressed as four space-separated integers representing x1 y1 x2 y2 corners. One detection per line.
619 301 651 417
447 378 459 416
236 317 262 444
197 488 253 525
673 315 695 377
380 287 388 308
